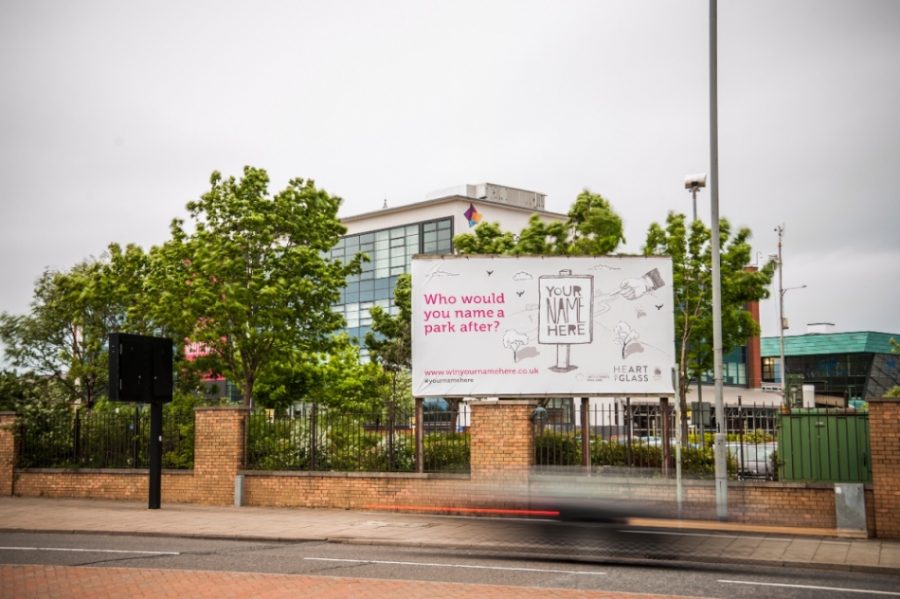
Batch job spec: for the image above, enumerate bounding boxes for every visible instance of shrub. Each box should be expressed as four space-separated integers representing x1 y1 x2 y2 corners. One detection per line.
424 432 470 473
534 432 580 466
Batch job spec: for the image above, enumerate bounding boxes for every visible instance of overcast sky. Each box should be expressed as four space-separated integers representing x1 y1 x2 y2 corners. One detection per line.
1 0 898 342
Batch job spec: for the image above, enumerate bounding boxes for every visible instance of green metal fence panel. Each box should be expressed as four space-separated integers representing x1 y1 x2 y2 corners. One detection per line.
777 410 870 483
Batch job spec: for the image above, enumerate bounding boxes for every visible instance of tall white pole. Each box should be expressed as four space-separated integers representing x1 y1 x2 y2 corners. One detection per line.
709 0 727 520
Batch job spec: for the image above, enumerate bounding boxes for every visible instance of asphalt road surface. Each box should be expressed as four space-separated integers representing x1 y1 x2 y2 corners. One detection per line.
2 531 899 598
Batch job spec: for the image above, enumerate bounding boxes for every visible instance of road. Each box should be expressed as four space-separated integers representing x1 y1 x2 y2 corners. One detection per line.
2 530 899 598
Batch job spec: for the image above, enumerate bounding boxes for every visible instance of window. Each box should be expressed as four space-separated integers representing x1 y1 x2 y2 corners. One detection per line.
762 357 777 382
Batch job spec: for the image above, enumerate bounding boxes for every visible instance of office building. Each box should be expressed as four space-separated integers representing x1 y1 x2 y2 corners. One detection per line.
333 183 566 349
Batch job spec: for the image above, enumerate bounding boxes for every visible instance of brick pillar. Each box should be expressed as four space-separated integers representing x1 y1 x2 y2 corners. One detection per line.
194 407 249 506
0 413 15 496
869 397 900 539
469 400 537 481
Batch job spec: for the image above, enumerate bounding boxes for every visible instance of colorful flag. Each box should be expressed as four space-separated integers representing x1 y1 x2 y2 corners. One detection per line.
464 203 482 228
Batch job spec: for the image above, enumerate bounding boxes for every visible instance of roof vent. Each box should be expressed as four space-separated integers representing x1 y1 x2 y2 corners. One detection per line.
807 322 835 334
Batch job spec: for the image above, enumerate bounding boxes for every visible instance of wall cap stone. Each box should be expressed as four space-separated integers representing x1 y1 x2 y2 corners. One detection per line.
530 473 855 491
194 406 252 413
469 399 538 406
15 468 194 475
868 396 900 403
240 470 470 480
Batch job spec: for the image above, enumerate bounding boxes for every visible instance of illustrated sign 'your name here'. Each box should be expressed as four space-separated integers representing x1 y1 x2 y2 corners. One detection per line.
537 274 593 344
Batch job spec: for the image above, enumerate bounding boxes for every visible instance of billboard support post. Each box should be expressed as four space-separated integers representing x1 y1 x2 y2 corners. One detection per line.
580 398 590 471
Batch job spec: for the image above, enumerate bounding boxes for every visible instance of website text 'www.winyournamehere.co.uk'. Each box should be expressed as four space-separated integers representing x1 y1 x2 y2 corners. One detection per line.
422 367 539 385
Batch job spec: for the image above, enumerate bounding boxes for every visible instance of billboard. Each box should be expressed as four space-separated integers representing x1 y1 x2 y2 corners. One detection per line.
411 255 675 397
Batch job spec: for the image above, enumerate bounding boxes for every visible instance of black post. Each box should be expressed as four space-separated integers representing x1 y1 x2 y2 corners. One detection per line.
388 398 396 472
415 397 424 473
73 408 82 465
625 397 633 467
132 406 141 467
661 397 671 476
148 401 162 509
310 402 318 471
580 398 591 471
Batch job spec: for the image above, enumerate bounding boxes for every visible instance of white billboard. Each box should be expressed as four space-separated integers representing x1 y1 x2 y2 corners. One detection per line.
411 255 675 397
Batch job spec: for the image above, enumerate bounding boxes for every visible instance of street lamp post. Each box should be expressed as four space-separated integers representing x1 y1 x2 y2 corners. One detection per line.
708 0 727 521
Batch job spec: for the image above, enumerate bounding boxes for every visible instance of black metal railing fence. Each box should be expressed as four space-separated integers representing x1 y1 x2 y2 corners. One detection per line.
534 400 780 479
246 403 470 474
16 407 195 470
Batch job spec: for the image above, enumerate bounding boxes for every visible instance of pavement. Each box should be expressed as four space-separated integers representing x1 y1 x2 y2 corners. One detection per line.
1 496 899 574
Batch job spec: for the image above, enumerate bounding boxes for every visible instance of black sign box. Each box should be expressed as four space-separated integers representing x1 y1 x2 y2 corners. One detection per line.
108 333 173 403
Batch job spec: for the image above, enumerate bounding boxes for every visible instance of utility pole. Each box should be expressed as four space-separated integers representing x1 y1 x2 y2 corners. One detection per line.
776 224 786 407
775 224 806 409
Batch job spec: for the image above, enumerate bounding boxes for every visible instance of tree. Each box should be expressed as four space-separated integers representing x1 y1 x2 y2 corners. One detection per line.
146 166 361 408
0 257 123 407
365 274 412 373
454 189 625 256
0 240 173 407
254 338 391 413
365 274 415 415
643 212 776 441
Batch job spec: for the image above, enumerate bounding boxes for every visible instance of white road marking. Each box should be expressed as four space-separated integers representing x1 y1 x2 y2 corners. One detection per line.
304 557 606 576
0 546 180 556
719 579 900 596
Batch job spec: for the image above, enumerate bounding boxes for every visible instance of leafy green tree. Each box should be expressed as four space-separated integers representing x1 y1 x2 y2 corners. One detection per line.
452 222 518 255
0 257 124 407
365 274 416 415
254 338 391 413
643 212 776 439
146 166 361 408
454 190 625 256
566 190 627 255
365 274 412 373
0 370 66 412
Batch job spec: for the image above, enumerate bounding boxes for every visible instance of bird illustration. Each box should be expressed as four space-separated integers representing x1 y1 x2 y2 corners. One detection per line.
486 270 494 276
655 304 664 310
516 290 525 297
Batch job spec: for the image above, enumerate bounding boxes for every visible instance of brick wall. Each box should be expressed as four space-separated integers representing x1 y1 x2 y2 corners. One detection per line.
469 400 535 481
869 397 900 539
1 401 893 537
0 413 15 496
12 470 195 502
193 407 249 505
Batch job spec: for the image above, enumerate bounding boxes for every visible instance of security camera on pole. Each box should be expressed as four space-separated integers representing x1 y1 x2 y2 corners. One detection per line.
684 174 706 222
684 174 708 450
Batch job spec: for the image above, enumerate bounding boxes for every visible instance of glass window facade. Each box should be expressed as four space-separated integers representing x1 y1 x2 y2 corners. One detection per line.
761 352 877 400
332 217 453 349
700 346 748 387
